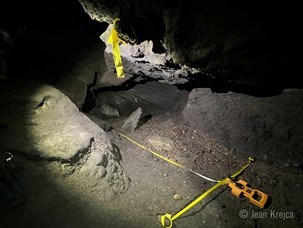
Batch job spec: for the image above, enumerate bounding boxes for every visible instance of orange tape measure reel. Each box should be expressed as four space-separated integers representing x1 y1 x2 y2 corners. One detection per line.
227 179 268 208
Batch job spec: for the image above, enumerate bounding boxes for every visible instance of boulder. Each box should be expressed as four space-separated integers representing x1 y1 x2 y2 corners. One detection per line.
183 88 303 163
83 112 112 132
0 80 130 193
122 107 142 133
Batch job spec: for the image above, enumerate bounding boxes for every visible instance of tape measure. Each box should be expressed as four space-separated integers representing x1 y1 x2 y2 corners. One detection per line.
227 178 268 208
114 130 218 183
113 130 268 227
160 157 256 228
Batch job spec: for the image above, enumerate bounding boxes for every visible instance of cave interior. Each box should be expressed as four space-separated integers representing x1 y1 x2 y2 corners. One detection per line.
0 0 302 227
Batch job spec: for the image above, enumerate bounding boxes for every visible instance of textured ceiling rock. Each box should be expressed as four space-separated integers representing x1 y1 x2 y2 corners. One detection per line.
79 0 121 23
101 44 199 85
79 0 300 87
99 24 199 85
79 0 164 42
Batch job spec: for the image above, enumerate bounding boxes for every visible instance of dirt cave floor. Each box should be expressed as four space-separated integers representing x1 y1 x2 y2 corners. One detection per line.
1 84 303 228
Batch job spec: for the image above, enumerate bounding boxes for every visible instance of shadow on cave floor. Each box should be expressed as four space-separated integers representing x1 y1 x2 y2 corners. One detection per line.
87 81 190 126
0 80 140 228
0 159 139 228
176 73 293 98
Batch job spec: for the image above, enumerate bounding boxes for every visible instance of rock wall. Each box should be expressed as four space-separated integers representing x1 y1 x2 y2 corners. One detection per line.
99 25 199 86
183 88 303 164
79 0 301 88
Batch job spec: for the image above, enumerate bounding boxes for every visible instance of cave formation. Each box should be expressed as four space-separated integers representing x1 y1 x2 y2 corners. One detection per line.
0 0 302 227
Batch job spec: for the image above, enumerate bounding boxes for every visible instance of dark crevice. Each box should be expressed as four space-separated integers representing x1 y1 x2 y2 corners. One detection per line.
151 40 166 54
111 144 122 163
176 73 285 97
93 75 159 94
69 139 93 165
134 60 150 64
97 154 108 168
165 60 182 69
137 114 152 129
81 71 98 113
35 98 46 110
35 95 51 110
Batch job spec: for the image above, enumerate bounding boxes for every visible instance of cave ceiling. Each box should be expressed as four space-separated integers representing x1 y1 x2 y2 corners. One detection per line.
79 0 300 88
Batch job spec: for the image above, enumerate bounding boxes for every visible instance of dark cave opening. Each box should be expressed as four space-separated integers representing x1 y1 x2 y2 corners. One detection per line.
0 0 107 83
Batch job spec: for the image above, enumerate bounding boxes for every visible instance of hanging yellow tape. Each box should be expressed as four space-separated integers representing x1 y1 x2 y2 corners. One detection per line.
160 157 254 228
107 18 124 78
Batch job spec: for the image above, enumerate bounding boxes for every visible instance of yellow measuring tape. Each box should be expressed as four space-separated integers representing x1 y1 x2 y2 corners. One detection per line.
113 130 254 227
115 130 218 183
161 157 254 228
107 18 125 78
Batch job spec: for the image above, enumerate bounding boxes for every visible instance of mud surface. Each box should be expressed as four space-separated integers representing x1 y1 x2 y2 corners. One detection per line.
1 82 302 228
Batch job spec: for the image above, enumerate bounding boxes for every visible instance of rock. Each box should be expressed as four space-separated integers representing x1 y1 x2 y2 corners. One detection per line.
101 39 199 86
128 81 183 111
55 73 87 109
111 143 122 163
79 0 117 23
100 25 168 65
100 104 120 118
98 23 199 87
173 193 182 200
93 81 187 119
122 107 142 133
183 88 303 163
0 83 98 161
147 135 173 151
91 102 120 119
0 80 130 193
83 112 112 132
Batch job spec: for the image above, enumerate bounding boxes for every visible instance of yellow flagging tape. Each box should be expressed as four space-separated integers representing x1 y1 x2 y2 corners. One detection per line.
160 157 254 228
107 18 124 78
114 130 218 182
